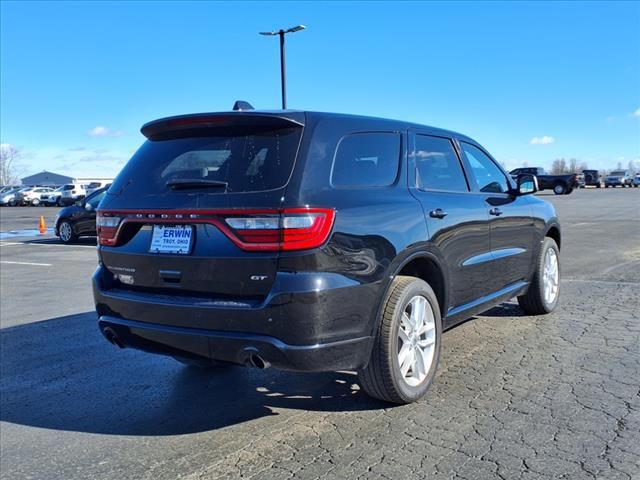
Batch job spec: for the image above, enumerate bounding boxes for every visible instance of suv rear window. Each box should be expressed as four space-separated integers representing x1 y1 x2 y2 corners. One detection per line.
63 185 75 190
331 133 401 187
110 127 302 194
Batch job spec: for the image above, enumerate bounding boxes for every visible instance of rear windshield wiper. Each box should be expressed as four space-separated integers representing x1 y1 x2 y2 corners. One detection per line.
166 179 229 190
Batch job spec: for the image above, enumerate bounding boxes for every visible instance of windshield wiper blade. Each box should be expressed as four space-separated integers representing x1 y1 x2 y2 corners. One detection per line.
166 179 228 190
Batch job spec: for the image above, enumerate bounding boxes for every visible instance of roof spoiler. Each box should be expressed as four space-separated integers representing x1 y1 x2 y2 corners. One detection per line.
140 112 304 139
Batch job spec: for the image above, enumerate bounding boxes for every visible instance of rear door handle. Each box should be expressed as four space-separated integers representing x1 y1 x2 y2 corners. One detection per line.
489 207 503 216
429 208 448 219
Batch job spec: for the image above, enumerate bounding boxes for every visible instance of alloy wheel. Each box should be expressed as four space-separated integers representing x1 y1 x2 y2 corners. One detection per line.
543 248 559 304
59 222 72 242
397 295 437 387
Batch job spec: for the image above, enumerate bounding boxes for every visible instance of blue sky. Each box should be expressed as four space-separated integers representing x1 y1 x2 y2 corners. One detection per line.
1 0 639 178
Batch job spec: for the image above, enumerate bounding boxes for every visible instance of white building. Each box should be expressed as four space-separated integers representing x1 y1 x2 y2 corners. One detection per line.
20 170 113 187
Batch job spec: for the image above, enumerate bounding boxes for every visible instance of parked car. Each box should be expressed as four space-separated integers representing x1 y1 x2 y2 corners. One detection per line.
55 188 107 243
93 108 561 404
508 167 579 195
13 186 56 206
86 181 112 197
0 187 25 206
0 187 22 206
60 183 88 205
605 170 634 188
41 186 65 206
0 187 33 207
582 169 601 188
0 185 21 195
634 173 640 188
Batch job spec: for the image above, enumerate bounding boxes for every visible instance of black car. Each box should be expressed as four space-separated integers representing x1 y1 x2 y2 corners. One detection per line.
93 108 561 404
55 188 106 243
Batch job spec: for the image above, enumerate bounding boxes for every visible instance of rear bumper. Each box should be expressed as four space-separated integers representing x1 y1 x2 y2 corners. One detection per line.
92 266 378 371
98 315 372 371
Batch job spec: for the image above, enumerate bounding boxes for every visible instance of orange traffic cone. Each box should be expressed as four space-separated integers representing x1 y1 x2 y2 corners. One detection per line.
38 216 47 235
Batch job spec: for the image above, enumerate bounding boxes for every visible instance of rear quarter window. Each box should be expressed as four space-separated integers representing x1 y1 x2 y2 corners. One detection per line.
331 132 401 187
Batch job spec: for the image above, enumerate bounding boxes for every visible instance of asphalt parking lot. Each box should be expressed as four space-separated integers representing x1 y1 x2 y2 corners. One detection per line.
1 188 639 480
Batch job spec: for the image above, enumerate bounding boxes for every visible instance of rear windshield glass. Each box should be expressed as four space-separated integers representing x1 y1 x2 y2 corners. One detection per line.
63 185 75 190
110 127 302 194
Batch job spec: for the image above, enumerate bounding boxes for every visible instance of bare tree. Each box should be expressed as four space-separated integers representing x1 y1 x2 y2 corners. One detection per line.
0 144 22 185
550 158 568 175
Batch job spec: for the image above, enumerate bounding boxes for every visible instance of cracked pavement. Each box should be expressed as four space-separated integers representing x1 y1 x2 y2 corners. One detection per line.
1 188 639 479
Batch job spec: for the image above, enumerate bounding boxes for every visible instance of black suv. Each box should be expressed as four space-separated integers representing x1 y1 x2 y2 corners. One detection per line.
93 109 561 404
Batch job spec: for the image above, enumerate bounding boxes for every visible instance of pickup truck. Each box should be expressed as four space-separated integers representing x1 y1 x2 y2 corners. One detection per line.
509 167 579 195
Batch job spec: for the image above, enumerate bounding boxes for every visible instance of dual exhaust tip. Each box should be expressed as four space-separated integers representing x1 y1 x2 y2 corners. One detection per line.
246 351 270 369
102 327 125 349
101 327 270 369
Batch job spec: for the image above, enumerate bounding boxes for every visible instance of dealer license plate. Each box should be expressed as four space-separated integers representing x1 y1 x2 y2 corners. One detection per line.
149 225 193 254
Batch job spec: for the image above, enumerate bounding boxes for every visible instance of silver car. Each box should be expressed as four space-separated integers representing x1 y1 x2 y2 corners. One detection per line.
605 170 634 188
0 187 28 206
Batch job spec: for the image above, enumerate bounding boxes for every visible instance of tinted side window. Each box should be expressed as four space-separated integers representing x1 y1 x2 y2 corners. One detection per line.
414 135 468 192
87 191 106 208
331 133 401 187
461 142 509 193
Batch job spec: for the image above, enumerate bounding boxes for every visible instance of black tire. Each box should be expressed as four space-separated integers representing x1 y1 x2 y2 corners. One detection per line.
553 182 566 195
31 199 40 206
58 220 78 244
596 184 601 188
56 198 63 207
358 276 442 404
518 237 560 314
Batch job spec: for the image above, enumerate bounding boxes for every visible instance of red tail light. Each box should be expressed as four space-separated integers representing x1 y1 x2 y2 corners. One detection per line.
96 208 335 251
97 213 123 246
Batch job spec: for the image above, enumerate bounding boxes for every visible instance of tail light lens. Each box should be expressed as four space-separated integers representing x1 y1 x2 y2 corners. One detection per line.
223 208 335 251
96 208 335 251
97 213 122 246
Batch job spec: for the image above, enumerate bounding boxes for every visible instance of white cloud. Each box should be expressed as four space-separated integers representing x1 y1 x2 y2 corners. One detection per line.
530 136 555 145
632 107 640 117
87 126 124 137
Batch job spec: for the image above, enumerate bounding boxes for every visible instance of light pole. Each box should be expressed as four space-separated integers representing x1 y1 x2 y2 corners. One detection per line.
259 25 306 110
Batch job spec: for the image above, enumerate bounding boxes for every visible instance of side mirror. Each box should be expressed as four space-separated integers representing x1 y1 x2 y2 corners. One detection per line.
517 174 538 195
84 203 93 211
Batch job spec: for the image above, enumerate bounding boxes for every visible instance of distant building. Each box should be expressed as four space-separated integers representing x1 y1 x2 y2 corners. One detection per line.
20 170 113 186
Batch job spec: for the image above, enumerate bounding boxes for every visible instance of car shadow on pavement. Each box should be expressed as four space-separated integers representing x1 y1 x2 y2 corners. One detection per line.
0 312 387 436
479 301 530 318
21 237 97 246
